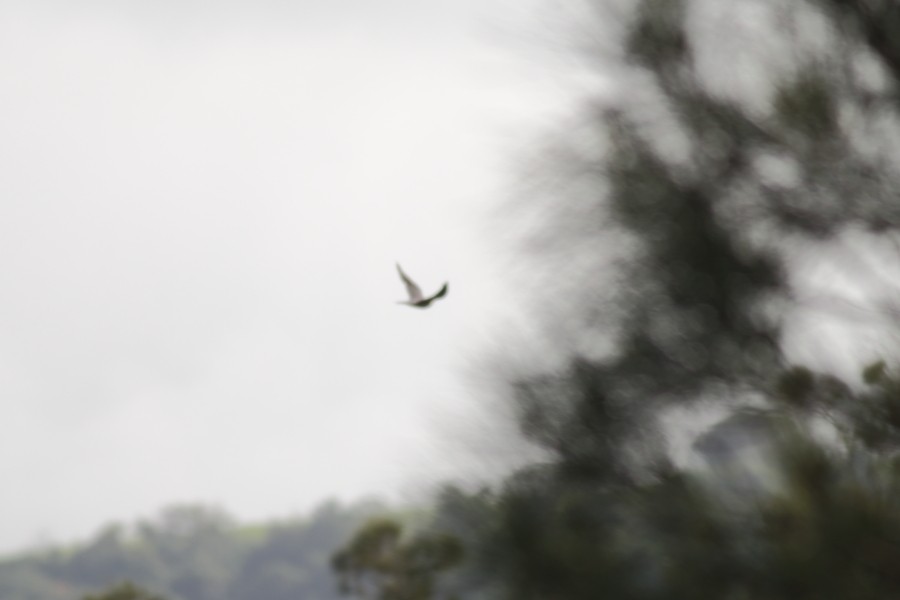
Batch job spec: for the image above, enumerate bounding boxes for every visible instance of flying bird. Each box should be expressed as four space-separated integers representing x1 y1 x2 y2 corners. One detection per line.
396 263 448 308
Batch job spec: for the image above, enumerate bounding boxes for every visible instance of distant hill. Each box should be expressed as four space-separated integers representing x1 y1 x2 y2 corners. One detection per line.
0 500 389 600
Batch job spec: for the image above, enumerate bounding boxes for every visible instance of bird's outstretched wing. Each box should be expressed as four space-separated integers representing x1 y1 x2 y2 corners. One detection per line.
424 283 448 303
396 263 424 303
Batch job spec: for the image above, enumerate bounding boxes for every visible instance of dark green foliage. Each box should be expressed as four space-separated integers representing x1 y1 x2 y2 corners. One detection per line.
82 582 167 600
332 518 463 600
862 360 887 385
407 1 900 599
428 413 900 599
626 0 690 69
814 0 900 84
774 71 838 138
776 366 815 406
230 502 371 600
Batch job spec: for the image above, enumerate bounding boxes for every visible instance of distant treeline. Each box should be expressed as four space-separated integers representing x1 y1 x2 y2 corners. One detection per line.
0 500 388 600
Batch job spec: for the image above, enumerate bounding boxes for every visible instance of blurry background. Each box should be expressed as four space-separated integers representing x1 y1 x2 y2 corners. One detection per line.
9 2 900 600
0 0 553 552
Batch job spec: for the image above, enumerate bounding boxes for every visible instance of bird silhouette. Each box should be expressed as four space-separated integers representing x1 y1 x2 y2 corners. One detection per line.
396 263 448 308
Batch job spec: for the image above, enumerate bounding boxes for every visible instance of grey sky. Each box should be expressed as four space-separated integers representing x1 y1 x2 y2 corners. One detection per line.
0 0 559 552
4 0 890 556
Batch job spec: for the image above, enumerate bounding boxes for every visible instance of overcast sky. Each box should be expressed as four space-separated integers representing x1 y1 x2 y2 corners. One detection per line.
0 0 568 552
4 0 895 556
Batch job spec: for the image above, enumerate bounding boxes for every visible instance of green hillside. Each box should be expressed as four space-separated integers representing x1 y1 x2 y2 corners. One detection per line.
0 501 387 600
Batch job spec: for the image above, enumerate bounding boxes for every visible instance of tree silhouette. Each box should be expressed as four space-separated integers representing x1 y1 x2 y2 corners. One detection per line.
419 1 900 599
81 582 167 600
332 518 463 600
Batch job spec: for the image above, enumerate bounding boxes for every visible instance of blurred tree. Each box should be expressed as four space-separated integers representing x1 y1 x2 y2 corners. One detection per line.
422 0 900 599
332 518 463 600
229 501 383 600
81 581 167 600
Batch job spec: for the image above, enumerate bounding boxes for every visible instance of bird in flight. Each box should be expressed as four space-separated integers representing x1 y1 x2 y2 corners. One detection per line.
396 263 448 308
